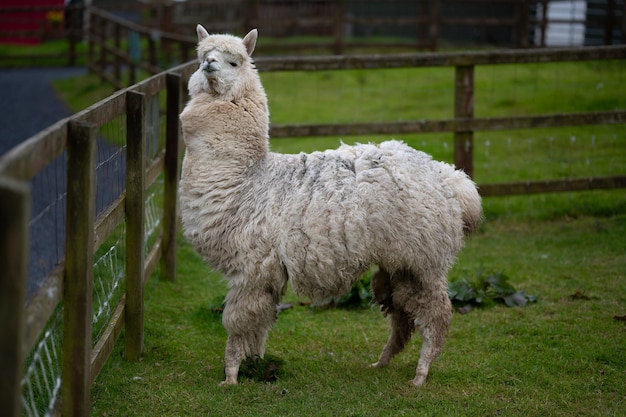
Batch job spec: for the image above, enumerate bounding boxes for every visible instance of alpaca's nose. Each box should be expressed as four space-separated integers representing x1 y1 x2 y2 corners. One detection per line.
203 57 219 73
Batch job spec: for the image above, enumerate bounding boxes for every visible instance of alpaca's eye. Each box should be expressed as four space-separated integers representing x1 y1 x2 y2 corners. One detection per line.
229 62 238 67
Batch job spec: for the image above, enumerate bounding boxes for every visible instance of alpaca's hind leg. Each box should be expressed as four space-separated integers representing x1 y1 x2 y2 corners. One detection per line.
371 310 415 368
220 277 282 386
408 282 452 386
371 269 416 367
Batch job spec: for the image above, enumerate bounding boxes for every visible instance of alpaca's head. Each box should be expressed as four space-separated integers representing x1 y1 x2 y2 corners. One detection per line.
189 25 260 101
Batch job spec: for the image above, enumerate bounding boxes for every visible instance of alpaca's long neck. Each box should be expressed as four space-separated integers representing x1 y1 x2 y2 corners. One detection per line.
181 79 270 169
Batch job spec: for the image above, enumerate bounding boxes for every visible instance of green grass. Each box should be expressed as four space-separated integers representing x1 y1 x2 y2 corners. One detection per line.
261 61 626 124
91 214 626 416
46 57 625 415
0 39 87 67
53 72 117 111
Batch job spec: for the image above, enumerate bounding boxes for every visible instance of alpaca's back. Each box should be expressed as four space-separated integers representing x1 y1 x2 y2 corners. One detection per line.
259 141 470 301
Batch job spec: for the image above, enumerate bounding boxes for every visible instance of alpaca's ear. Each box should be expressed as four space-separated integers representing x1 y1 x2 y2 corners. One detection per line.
242 29 258 56
196 24 209 41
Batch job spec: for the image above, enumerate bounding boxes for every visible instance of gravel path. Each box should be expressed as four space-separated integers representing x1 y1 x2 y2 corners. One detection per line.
0 67 86 154
0 67 127 300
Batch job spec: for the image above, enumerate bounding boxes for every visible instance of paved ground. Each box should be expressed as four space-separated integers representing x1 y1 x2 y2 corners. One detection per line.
0 67 86 154
0 67 110 300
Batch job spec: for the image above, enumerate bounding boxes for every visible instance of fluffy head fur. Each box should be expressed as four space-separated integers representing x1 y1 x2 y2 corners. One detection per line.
179 27 483 388
188 25 260 101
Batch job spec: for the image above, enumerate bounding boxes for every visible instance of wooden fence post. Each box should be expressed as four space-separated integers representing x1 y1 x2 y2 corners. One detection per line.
149 35 158 72
332 0 346 55
87 12 95 74
125 90 146 360
63 120 96 417
114 24 122 85
66 5 80 66
538 0 548 47
604 0 616 45
98 16 107 83
0 177 30 417
162 72 182 282
429 0 441 51
516 0 530 48
454 64 474 178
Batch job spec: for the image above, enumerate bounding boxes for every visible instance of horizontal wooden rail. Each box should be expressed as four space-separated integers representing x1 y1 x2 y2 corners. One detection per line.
90 295 125 385
270 110 626 138
22 269 63 356
479 176 626 197
89 7 195 45
254 45 626 71
0 119 67 181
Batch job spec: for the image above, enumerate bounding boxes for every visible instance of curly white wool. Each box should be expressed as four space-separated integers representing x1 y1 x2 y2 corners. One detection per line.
179 25 482 387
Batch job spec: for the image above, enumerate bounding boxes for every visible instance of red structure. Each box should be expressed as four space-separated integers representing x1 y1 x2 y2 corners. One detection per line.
0 0 66 45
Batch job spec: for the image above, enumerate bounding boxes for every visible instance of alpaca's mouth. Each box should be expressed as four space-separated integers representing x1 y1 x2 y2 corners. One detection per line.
201 62 218 74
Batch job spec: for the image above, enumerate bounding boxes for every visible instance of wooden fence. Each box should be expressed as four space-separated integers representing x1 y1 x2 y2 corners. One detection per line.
86 7 196 89
86 1 626 89
1 42 625 417
0 69 183 417
252 45 626 196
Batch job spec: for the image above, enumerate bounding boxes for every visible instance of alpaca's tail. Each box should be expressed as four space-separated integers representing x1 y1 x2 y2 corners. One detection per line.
441 165 483 235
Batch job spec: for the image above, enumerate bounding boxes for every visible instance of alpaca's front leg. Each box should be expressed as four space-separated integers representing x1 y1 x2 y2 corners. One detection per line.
221 330 271 385
219 274 282 386
221 334 245 385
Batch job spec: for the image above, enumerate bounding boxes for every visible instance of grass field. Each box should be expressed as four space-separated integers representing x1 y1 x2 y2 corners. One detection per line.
90 215 626 416
46 54 626 416
0 39 87 67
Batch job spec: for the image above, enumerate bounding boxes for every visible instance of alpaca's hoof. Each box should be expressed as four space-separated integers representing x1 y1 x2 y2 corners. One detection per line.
410 374 426 387
369 361 386 368
219 379 237 387
219 370 238 386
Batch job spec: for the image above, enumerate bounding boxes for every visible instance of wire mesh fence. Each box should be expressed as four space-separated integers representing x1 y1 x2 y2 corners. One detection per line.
27 157 67 303
21 307 63 417
12 72 179 417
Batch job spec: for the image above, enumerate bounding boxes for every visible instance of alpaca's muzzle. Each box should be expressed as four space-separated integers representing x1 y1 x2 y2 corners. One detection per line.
202 60 218 73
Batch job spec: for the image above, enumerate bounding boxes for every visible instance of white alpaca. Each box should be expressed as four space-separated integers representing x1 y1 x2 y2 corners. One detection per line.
179 25 483 387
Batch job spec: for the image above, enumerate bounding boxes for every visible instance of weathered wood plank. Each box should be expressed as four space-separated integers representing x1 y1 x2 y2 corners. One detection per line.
254 45 626 72
145 236 162 286
0 177 30 417
89 7 195 44
454 65 474 178
479 176 626 197
63 120 96 417
146 150 165 189
23 267 63 356
162 72 182 282
91 295 125 385
125 90 146 360
77 88 127 128
135 72 168 96
94 193 126 250
269 110 626 138
0 119 67 181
